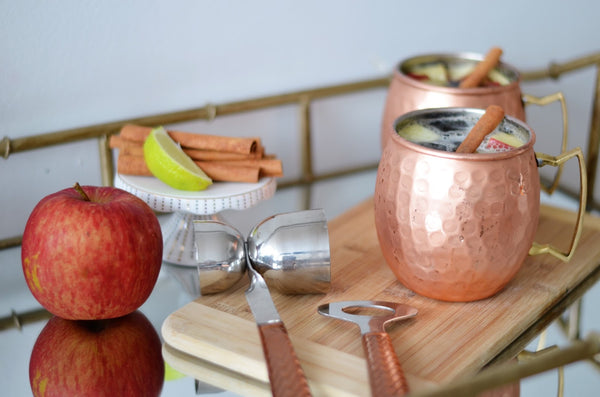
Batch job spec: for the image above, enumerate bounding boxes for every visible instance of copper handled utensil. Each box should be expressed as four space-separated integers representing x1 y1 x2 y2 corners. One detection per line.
318 300 418 397
244 243 312 397
193 209 332 397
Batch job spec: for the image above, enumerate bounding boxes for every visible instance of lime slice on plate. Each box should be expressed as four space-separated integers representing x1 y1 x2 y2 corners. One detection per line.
143 126 212 191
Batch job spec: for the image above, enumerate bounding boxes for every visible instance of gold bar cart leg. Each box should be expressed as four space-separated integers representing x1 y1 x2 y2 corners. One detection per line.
98 134 114 187
586 63 600 211
299 95 313 210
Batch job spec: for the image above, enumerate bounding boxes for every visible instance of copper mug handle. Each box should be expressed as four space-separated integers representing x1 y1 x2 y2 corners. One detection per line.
523 92 568 194
530 147 587 261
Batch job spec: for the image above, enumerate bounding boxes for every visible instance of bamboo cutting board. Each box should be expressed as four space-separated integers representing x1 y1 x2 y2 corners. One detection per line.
162 198 600 396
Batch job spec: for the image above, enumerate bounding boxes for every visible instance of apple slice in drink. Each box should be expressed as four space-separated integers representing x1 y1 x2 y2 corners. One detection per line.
409 62 449 85
397 123 441 143
485 132 525 151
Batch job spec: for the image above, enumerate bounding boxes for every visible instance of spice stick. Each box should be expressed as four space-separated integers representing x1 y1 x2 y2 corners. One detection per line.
119 124 261 154
170 130 260 154
111 136 265 161
109 135 140 150
183 148 262 161
455 105 505 153
459 47 503 88
194 162 260 183
117 154 153 176
117 152 262 183
119 124 155 142
201 159 284 177
121 145 144 157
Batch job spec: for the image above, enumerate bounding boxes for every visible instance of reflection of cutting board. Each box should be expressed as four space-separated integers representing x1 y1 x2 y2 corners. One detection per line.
162 197 600 396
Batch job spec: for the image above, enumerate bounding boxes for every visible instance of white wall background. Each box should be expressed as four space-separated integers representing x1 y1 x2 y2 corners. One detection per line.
2 0 599 238
2 2 600 396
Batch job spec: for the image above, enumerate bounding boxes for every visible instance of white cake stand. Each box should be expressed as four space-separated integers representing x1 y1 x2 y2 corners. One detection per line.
114 174 276 266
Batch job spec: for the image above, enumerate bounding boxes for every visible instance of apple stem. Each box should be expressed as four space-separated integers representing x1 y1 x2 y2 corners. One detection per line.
73 182 91 201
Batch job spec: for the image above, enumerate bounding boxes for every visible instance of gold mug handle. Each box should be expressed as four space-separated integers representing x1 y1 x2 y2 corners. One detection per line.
529 147 587 261
522 92 568 194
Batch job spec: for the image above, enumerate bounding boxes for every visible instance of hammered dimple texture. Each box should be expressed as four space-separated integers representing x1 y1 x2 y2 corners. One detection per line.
363 332 410 396
374 141 540 302
258 322 312 397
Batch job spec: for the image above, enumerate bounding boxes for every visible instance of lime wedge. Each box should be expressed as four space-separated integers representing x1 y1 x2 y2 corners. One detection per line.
143 126 212 191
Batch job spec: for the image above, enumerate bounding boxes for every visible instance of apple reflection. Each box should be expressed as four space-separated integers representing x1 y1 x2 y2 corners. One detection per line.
29 311 164 397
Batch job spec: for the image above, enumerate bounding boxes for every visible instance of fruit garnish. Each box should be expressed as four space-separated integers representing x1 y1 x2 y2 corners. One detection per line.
143 126 212 191
398 122 441 142
448 62 474 82
485 132 524 151
487 68 511 85
485 138 513 151
407 73 429 81
409 62 449 85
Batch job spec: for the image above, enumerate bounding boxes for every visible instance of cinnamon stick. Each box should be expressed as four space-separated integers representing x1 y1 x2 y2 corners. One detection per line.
111 135 265 161
455 105 505 153
194 162 260 183
109 135 139 151
183 148 263 161
117 154 152 176
120 124 261 154
459 47 503 88
198 159 283 177
117 152 262 183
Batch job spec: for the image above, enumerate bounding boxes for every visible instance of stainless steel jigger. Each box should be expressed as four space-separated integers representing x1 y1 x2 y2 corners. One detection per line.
192 209 331 295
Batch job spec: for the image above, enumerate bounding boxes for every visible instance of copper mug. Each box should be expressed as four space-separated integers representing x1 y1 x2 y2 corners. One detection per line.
381 52 568 193
374 107 586 302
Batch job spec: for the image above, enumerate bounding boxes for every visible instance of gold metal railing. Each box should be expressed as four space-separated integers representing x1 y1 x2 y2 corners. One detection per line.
2 54 599 208
0 77 390 184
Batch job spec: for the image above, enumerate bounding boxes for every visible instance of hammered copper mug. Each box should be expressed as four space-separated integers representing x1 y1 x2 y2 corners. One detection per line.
381 52 568 193
374 107 586 302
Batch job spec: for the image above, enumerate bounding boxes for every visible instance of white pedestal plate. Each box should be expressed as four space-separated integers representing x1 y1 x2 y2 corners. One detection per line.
115 174 276 296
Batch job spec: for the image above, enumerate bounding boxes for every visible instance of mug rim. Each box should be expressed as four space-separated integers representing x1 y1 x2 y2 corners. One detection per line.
396 52 522 94
389 107 536 161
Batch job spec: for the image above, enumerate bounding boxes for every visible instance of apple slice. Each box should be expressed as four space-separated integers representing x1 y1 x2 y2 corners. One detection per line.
409 62 449 85
398 122 441 143
485 132 525 151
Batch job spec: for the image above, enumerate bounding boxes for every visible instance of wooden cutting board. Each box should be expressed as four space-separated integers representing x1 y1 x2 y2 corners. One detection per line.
162 197 600 396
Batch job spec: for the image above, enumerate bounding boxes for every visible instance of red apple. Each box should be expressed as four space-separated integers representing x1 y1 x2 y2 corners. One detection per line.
29 311 164 397
22 183 163 320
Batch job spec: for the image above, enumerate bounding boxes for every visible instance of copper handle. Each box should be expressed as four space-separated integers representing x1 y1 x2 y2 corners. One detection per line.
362 332 409 397
257 322 312 397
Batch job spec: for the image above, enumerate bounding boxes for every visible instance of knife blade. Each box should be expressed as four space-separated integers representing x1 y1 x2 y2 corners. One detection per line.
244 243 312 397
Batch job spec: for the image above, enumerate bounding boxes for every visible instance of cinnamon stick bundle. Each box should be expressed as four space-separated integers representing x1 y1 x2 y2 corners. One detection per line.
110 135 264 161
456 105 505 153
459 47 503 89
120 124 261 154
112 126 283 183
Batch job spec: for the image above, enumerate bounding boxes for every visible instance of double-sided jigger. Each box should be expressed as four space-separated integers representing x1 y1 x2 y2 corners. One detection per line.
192 209 331 295
193 209 331 396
